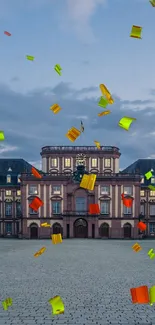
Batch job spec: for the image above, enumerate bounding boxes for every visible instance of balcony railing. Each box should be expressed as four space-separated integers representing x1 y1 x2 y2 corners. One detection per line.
41 146 120 153
21 172 141 179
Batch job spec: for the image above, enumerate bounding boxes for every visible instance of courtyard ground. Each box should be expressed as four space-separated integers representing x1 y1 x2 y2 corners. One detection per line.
0 239 154 325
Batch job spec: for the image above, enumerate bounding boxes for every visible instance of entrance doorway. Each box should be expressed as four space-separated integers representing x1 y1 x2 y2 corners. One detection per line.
123 223 132 238
74 218 88 238
52 223 63 236
99 223 109 238
30 223 38 239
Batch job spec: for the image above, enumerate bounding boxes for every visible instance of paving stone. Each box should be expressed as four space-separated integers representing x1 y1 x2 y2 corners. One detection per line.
0 239 155 325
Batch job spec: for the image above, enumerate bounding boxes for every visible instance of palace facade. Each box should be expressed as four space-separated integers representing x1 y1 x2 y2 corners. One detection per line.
2 146 155 239
20 146 141 239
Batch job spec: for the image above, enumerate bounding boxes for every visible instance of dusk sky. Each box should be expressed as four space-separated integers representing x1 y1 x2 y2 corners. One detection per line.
0 0 155 170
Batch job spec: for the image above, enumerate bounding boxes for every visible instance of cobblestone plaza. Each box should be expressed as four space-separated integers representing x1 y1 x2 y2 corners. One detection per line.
0 239 155 325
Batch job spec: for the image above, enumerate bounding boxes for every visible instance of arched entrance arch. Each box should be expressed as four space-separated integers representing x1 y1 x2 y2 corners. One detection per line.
74 218 88 238
123 223 132 238
52 222 63 236
99 223 109 238
30 223 38 239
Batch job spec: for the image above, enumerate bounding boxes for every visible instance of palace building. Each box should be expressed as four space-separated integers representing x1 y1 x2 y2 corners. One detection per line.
19 145 141 239
123 159 155 238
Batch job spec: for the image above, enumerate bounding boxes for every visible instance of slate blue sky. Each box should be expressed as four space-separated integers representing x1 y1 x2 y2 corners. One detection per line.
0 0 155 169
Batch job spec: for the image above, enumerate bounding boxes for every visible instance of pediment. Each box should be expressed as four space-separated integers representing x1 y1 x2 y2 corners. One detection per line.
50 196 62 200
99 195 111 200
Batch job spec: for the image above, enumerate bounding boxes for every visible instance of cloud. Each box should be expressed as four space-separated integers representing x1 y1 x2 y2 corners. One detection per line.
66 0 106 43
0 144 19 155
0 82 155 169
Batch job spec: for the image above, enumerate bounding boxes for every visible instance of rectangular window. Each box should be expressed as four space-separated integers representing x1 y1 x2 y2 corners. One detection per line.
6 175 11 183
124 186 133 196
5 190 11 196
100 186 110 195
123 206 132 214
150 223 155 233
17 190 21 196
17 174 21 183
64 158 71 168
51 158 57 167
141 177 144 184
151 177 155 184
140 204 145 215
150 191 155 197
5 203 12 216
140 190 145 197
100 201 109 214
150 205 155 216
75 197 87 212
104 159 111 168
16 202 21 216
29 201 38 214
29 185 38 195
52 201 61 214
52 185 61 195
5 223 12 233
91 158 97 168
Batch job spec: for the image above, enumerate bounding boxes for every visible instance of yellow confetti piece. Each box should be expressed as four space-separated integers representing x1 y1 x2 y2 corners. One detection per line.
98 110 111 117
0 131 5 140
94 140 100 149
26 55 34 61
99 84 114 104
66 127 81 142
48 295 65 315
41 222 51 227
130 25 142 39
149 286 155 305
50 104 61 114
51 233 62 244
148 185 155 190
80 174 96 191
118 116 136 131
150 0 155 6
145 170 152 180
132 243 142 252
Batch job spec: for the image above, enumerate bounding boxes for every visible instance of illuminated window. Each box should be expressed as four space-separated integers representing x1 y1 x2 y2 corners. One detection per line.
91 158 97 168
17 190 21 196
150 191 155 197
151 177 155 184
104 159 111 168
5 190 11 196
140 190 145 197
51 158 57 167
6 174 11 183
17 174 21 183
65 158 71 168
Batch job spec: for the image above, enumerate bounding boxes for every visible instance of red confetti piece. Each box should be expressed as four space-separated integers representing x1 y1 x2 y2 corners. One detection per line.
4 31 11 36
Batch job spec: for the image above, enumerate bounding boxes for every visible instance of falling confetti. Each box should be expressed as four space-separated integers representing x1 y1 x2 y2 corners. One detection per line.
130 25 142 39
118 116 136 131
